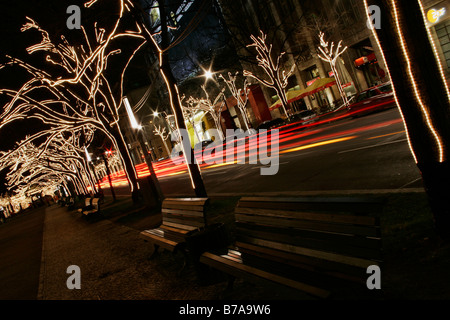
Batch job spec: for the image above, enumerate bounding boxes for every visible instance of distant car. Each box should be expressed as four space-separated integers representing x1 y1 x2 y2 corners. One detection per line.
256 118 286 130
347 82 396 117
289 110 318 125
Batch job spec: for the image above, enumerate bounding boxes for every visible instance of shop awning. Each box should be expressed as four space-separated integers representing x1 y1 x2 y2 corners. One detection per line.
270 88 307 110
270 77 336 111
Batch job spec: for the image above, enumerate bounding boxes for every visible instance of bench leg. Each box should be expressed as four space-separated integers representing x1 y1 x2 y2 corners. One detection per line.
226 275 235 291
218 275 236 299
178 249 189 276
149 244 160 260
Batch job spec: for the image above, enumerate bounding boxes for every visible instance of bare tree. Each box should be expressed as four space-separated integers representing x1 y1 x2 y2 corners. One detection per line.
243 31 294 120
219 71 252 131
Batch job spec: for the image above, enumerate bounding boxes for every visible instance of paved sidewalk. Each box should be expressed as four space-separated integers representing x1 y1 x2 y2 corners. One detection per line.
38 204 214 300
37 204 306 300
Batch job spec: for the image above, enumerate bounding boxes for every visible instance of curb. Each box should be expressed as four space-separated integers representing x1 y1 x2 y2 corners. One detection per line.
37 207 48 300
168 188 425 198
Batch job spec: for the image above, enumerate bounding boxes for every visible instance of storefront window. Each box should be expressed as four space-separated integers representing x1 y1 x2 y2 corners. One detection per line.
435 19 450 68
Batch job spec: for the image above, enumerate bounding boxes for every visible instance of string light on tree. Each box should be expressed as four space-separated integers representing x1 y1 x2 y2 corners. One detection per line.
243 31 295 120
219 72 252 131
317 31 350 109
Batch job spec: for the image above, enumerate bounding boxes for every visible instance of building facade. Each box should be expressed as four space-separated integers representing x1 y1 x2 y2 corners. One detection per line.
217 0 390 123
421 0 450 83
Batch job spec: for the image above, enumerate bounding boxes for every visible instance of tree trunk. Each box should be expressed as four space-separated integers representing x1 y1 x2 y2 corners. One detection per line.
109 124 140 203
275 85 290 121
367 0 450 239
101 153 116 202
160 62 208 197
136 129 164 203
130 1 207 197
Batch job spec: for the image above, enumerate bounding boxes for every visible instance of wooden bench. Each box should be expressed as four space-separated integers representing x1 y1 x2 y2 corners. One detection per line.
200 197 383 299
82 198 101 217
77 198 92 213
140 198 209 260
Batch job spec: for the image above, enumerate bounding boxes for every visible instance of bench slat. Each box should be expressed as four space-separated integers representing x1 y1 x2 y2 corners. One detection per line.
199 197 382 298
162 221 200 231
159 224 192 235
235 213 380 238
237 246 367 285
163 204 206 211
140 230 179 251
238 197 383 214
235 207 378 226
162 208 205 217
236 222 380 250
163 216 205 228
200 252 331 299
236 226 382 260
236 238 377 269
236 241 365 281
163 198 208 206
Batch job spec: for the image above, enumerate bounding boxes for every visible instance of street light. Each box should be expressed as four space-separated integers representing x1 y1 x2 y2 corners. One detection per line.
123 96 163 203
204 69 214 80
84 146 102 195
124 97 142 130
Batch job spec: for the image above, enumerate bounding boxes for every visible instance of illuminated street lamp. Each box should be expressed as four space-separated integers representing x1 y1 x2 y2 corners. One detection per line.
204 69 214 80
123 97 163 203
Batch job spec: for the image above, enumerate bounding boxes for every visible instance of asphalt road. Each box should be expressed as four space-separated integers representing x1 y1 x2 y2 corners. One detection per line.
104 107 423 197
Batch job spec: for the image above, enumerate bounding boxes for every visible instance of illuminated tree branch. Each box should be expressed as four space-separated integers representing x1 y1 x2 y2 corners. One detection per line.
317 31 349 108
243 30 294 120
219 72 252 131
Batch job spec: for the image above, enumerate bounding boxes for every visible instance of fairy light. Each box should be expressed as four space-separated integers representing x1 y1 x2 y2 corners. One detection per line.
364 0 444 163
363 0 418 163
317 32 350 108
0 131 98 197
418 0 450 102
153 124 171 156
243 31 295 120
0 1 151 195
185 85 226 141
219 72 252 131
0 0 209 196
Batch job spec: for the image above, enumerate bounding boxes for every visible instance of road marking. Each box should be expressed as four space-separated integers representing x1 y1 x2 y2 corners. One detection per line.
203 161 241 170
206 172 226 176
280 136 357 154
160 171 187 178
250 161 290 170
338 139 408 154
367 131 405 140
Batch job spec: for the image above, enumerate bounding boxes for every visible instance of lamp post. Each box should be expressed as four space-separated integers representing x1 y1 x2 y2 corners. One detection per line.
101 151 116 202
124 97 164 204
84 146 99 195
